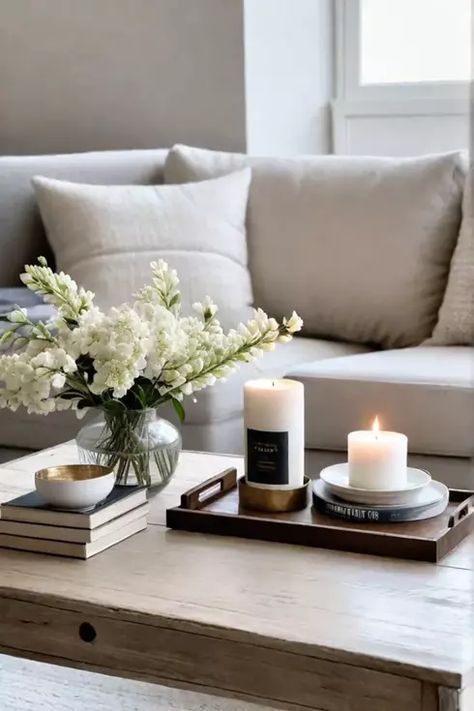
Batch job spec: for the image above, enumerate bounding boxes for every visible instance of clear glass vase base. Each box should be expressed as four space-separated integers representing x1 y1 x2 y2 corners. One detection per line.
76 408 182 493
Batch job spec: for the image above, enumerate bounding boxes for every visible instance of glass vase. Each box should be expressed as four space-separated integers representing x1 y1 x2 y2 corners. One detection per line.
76 408 181 493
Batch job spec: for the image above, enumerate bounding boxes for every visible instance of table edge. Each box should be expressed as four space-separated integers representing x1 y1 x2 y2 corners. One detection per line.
0 585 468 689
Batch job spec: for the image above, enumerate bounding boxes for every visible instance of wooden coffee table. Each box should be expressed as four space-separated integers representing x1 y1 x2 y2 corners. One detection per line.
0 443 472 711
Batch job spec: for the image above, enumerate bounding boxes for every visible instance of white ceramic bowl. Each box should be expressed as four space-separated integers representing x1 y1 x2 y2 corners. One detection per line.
35 464 115 510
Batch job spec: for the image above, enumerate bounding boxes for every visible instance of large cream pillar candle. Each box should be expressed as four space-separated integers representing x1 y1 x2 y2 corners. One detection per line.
348 417 408 490
244 379 304 490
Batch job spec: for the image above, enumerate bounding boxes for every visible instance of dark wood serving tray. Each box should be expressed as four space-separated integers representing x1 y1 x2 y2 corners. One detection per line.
166 468 474 562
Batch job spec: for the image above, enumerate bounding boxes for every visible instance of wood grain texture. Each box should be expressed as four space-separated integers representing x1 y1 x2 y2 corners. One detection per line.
168 476 474 563
1 651 333 711
421 683 439 711
0 595 422 711
441 537 474 571
0 445 473 709
0 653 282 711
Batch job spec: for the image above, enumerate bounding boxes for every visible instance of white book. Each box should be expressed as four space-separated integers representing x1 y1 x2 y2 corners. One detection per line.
0 517 148 559
0 503 149 543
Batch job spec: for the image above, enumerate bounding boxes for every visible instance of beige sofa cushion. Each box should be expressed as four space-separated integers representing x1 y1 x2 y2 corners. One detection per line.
0 337 371 451
33 169 253 329
429 173 474 345
0 149 167 286
287 346 474 458
165 145 464 349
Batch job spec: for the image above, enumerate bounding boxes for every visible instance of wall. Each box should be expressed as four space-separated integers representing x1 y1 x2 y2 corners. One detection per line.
0 0 247 155
332 100 470 156
244 0 334 154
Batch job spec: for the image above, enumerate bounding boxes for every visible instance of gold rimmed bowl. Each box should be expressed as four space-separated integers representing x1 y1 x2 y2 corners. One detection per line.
35 464 115 510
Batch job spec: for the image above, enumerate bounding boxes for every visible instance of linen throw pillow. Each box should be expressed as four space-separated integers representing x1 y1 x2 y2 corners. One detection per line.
428 173 473 345
165 145 465 349
32 169 253 329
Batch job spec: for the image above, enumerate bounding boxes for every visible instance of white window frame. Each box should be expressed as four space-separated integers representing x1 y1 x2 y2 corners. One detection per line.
332 0 470 154
336 0 470 103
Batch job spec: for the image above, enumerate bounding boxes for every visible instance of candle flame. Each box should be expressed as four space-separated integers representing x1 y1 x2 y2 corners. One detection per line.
372 415 380 435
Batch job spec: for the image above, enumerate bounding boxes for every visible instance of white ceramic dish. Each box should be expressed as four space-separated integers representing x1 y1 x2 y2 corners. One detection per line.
35 464 115 510
319 463 432 505
315 477 447 510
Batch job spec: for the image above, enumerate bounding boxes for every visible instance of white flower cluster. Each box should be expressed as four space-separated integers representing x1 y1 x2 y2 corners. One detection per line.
62 306 151 399
0 346 77 414
21 257 94 322
0 259 303 415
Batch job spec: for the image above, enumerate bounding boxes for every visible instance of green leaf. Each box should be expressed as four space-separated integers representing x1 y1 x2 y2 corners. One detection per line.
101 399 126 415
171 397 186 424
59 391 81 400
0 330 14 344
132 383 146 408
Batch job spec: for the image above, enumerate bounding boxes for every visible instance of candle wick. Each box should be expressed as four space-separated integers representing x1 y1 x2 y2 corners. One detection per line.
272 380 275 388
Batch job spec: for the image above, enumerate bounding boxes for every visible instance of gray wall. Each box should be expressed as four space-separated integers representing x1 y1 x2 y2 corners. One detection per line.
0 0 247 155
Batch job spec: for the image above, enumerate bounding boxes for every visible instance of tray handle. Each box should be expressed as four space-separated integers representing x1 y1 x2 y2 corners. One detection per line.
448 494 474 529
180 468 238 510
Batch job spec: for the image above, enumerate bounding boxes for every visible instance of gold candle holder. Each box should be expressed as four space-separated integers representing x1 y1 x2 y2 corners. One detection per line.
238 476 310 513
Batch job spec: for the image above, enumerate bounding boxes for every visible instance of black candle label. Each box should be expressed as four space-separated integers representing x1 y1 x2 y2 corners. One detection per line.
247 429 289 485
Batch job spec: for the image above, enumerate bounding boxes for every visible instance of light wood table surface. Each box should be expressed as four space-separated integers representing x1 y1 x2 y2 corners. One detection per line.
0 444 472 711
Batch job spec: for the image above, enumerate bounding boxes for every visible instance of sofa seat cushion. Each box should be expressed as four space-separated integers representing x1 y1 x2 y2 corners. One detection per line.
0 338 371 451
182 337 371 426
165 145 465 349
287 347 474 457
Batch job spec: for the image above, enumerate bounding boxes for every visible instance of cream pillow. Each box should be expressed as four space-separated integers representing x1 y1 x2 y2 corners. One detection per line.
429 173 473 345
165 145 465 349
32 169 253 329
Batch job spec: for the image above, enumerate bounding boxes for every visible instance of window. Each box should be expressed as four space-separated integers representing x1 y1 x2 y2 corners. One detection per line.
337 0 471 100
360 0 471 86
333 0 471 155
360 0 471 85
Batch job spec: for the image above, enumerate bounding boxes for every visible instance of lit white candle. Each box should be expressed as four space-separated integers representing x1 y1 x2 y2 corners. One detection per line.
244 379 304 490
348 416 408 490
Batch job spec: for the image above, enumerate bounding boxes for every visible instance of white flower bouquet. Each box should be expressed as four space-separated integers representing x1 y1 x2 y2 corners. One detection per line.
0 258 302 488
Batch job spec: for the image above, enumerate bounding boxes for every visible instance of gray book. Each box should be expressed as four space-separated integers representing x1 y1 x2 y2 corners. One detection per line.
0 485 147 529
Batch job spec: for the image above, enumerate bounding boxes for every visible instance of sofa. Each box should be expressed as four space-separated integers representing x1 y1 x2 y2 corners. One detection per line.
0 146 472 488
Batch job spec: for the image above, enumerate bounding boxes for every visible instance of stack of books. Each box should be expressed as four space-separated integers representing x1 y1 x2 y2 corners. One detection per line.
0 486 148 559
